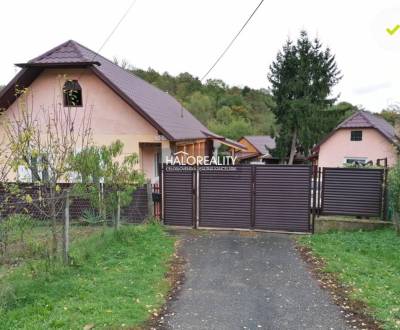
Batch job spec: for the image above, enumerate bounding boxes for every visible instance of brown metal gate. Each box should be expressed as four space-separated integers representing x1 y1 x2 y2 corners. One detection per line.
254 166 311 232
162 165 312 233
162 165 387 233
163 166 195 227
321 168 384 217
198 166 252 229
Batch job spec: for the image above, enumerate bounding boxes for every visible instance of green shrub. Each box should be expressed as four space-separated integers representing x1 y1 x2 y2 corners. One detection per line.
8 214 35 242
0 214 35 256
388 162 400 235
80 209 103 225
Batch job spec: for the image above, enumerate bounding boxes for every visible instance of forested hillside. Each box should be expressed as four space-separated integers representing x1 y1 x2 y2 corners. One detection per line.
130 68 277 140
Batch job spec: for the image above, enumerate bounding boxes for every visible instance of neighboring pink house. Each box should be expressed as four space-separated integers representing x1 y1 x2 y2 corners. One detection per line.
0 40 241 182
312 111 399 167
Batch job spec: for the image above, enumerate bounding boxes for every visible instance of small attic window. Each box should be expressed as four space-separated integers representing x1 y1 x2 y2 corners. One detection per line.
63 80 82 107
350 130 362 141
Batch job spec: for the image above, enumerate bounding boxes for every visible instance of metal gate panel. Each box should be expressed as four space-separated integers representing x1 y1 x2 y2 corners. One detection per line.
322 168 383 217
199 166 252 229
163 166 194 227
254 166 311 233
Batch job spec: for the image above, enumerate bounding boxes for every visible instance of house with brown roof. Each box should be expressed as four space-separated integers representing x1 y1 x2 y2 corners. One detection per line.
0 40 239 182
233 136 278 163
311 110 399 167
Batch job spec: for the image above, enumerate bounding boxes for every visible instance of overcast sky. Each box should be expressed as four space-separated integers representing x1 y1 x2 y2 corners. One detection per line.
1 0 400 112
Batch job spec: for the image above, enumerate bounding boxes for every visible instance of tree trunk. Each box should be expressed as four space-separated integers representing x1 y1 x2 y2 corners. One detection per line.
63 190 70 264
49 185 58 256
288 128 298 165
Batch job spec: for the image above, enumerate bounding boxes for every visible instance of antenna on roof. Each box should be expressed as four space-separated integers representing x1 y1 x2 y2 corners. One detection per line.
181 105 184 118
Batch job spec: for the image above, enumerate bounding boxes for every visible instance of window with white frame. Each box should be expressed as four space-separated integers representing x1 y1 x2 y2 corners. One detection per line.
344 157 368 165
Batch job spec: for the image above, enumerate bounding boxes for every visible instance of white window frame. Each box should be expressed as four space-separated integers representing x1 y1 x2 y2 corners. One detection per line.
343 157 368 165
17 165 32 182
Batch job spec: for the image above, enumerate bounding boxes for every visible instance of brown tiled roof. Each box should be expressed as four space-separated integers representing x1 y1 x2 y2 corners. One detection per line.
338 111 396 142
313 110 398 152
242 135 276 154
18 40 100 66
1 40 218 141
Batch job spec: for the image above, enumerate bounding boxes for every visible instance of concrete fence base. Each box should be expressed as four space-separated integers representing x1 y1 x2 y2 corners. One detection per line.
315 216 392 233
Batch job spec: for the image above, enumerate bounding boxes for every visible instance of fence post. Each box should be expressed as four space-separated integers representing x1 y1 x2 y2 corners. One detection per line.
192 168 197 229
311 166 317 234
63 190 70 264
317 167 322 215
160 163 164 222
382 161 388 221
146 181 154 219
116 191 121 230
250 165 256 229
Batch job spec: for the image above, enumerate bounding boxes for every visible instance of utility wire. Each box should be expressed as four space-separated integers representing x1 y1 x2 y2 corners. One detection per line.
75 0 138 104
200 0 265 82
89 0 138 63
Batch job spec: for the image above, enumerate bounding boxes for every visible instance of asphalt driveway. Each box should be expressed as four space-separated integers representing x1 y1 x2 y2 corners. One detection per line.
162 231 349 330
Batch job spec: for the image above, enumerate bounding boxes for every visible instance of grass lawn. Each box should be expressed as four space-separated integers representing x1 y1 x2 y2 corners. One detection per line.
299 229 400 330
0 223 176 329
0 224 103 279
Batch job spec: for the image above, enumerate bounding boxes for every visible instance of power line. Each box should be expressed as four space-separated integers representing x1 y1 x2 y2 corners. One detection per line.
75 0 138 97
200 0 265 82
90 0 138 63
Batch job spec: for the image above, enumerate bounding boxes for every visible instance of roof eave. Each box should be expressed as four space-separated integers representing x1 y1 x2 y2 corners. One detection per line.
15 61 101 68
0 67 43 111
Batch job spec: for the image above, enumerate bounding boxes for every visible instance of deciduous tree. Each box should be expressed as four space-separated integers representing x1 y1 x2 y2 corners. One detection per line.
1 81 93 256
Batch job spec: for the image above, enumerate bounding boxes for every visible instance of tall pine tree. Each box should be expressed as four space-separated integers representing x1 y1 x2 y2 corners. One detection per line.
268 31 342 164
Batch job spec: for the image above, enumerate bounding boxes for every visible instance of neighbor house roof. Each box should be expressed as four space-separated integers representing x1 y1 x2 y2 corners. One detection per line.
218 137 246 150
0 40 219 141
313 110 398 153
338 110 396 142
241 135 276 155
235 151 260 160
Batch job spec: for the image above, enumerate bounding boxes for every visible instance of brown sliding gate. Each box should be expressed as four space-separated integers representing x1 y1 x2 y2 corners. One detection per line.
199 166 252 229
320 167 384 217
254 166 311 232
163 165 312 233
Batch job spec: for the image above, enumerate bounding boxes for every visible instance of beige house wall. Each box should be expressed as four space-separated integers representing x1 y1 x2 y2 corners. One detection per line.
318 128 398 167
0 68 168 181
140 143 161 183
